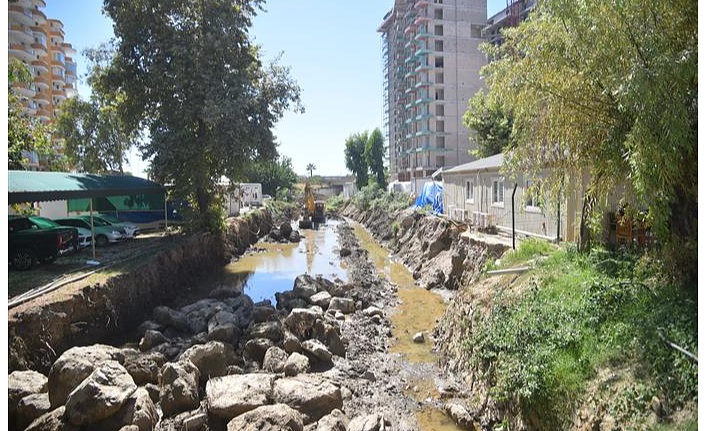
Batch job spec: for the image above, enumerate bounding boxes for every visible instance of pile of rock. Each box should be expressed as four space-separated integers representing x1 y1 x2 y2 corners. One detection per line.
10 273 389 431
266 221 301 243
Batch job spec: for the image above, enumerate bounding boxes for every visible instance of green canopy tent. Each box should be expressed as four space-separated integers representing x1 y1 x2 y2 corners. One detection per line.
8 170 167 259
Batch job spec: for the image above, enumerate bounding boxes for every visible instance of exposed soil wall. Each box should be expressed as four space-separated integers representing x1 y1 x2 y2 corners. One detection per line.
8 211 274 375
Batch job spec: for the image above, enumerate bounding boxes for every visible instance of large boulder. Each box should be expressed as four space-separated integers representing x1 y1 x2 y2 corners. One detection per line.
282 331 302 354
263 346 289 373
244 338 274 363
252 305 278 323
301 339 333 363
159 361 201 418
138 330 168 352
226 404 303 431
284 308 322 340
63 361 137 427
48 344 124 408
24 407 77 431
293 274 319 300
206 373 275 419
9 370 48 418
207 310 241 344
179 341 235 385
328 297 356 314
309 291 332 309
320 324 346 357
15 393 51 431
283 353 310 377
153 306 191 333
91 387 158 431
272 376 342 424
120 349 166 386
249 321 284 343
316 409 350 431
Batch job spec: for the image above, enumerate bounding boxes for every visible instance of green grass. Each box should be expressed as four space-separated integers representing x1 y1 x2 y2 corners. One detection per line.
466 245 698 429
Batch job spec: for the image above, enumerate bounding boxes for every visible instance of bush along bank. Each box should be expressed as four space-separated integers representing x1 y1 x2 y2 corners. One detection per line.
338 187 698 430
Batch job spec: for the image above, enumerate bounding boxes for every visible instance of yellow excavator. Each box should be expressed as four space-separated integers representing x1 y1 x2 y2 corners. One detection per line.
299 182 325 229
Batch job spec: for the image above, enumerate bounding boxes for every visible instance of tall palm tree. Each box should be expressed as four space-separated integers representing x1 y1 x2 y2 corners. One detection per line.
306 163 316 177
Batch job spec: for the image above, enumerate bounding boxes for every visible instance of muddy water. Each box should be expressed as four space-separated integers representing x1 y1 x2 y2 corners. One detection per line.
199 220 347 304
350 222 467 431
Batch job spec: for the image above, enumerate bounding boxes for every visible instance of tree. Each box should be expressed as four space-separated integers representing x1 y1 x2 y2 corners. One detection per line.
463 90 513 158
8 59 51 170
480 0 696 263
365 128 386 189
344 131 369 190
54 44 138 174
306 163 316 178
245 155 298 197
98 0 302 230
54 97 136 173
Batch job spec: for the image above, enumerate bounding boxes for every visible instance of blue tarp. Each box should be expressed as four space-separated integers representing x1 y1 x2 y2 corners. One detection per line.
413 181 444 215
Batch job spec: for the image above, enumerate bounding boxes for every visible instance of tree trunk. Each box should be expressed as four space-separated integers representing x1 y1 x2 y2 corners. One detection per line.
578 193 594 253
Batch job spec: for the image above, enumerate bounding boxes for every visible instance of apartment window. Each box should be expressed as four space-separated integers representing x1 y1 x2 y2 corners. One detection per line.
492 178 505 206
434 40 443 51
435 56 444 68
435 89 444 100
436 156 445 167
434 0 443 3
434 25 443 36
435 136 445 148
436 120 445 132
435 72 444 83
465 180 474 202
525 179 541 210
435 105 444 116
434 8 443 19
471 24 483 39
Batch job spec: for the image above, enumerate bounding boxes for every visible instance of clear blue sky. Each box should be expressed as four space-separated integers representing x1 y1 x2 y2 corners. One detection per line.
43 0 509 178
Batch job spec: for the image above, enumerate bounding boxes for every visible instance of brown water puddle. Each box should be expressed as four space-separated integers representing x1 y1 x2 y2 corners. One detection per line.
199 220 347 304
351 222 466 431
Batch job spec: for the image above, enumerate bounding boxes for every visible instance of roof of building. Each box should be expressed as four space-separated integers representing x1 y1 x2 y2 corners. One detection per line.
8 171 165 204
444 153 504 175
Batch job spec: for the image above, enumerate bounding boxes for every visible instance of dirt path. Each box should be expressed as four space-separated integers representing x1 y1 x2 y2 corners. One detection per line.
335 220 470 430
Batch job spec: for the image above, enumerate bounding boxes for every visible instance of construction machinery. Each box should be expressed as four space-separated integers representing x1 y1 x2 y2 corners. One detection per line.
299 183 325 229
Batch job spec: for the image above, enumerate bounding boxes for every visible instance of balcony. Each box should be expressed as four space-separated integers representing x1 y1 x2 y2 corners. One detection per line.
414 16 431 26
414 80 432 88
414 48 432 57
414 64 433 73
9 5 35 26
413 96 433 106
414 30 432 41
32 8 47 25
414 0 430 9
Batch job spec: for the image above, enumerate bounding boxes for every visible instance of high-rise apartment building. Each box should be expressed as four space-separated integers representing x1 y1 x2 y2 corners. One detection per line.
482 0 536 45
9 0 78 168
379 0 488 183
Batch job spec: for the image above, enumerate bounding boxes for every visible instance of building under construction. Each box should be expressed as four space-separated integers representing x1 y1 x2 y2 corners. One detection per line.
482 0 537 45
378 0 488 184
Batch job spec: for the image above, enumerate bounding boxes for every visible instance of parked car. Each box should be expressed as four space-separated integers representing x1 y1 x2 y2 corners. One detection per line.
28 215 92 249
9 215 77 270
95 214 141 238
54 216 126 247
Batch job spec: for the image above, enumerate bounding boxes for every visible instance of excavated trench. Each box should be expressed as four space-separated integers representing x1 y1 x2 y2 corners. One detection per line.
8 207 504 431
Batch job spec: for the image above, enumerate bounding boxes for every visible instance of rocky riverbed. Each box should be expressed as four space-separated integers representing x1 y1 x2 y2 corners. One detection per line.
8 217 484 431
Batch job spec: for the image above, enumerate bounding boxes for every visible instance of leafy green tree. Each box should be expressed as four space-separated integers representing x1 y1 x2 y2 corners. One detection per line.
463 90 513 158
344 131 369 190
365 128 386 189
8 59 51 170
54 96 137 173
98 0 302 230
480 0 696 263
306 163 316 178
245 155 298 197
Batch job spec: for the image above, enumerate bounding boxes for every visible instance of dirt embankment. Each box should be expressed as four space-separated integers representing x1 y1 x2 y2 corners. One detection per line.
8 211 274 375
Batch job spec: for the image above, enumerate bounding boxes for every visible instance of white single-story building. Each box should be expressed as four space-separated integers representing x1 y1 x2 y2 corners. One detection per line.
442 153 583 242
